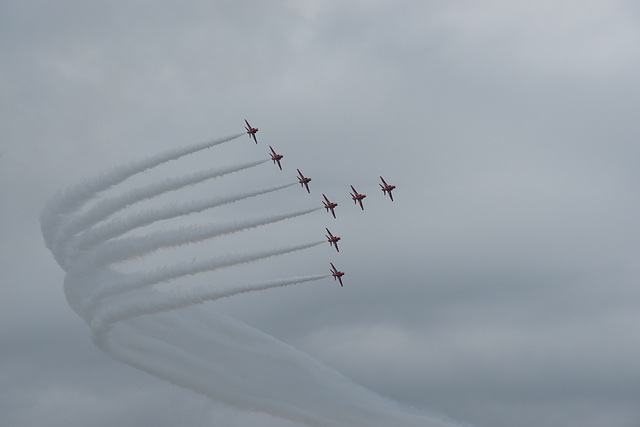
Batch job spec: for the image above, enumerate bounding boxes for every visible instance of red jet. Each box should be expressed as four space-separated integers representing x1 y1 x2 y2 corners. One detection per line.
244 119 258 143
379 176 396 201
350 185 366 210
269 146 283 170
322 194 338 218
330 262 345 287
297 169 311 193
325 228 341 252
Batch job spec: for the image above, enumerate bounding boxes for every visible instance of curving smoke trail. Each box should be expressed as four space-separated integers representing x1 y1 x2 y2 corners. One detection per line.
53 158 269 260
83 240 325 319
89 273 329 345
76 206 322 277
41 132 246 268
41 132 461 427
67 181 299 259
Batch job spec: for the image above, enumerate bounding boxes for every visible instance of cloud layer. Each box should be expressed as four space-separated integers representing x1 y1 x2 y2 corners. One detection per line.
3 1 640 426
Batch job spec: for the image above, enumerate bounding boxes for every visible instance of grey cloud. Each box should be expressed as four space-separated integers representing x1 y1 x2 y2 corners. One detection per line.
3 0 640 426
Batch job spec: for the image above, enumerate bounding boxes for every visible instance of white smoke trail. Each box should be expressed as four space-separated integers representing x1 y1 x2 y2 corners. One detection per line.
101 309 459 427
90 274 329 345
53 158 268 256
40 131 462 427
78 207 321 270
83 240 324 317
43 132 244 219
66 181 299 261
41 132 245 267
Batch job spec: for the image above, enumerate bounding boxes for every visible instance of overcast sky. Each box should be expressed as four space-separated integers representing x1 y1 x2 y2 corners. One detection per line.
2 1 640 426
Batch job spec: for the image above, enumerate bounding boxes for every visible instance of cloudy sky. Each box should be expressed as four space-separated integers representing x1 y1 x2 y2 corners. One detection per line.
2 1 640 426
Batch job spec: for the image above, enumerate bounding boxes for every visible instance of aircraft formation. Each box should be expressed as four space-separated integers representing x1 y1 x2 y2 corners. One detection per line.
245 119 397 287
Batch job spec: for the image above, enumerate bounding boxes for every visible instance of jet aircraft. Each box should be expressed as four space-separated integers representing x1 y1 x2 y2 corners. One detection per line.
322 194 338 218
330 262 345 287
297 169 312 193
350 185 367 210
379 176 396 201
244 119 258 143
269 146 283 170
325 228 341 252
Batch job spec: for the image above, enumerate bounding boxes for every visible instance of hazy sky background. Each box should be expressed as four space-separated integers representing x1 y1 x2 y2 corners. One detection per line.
2 1 640 426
